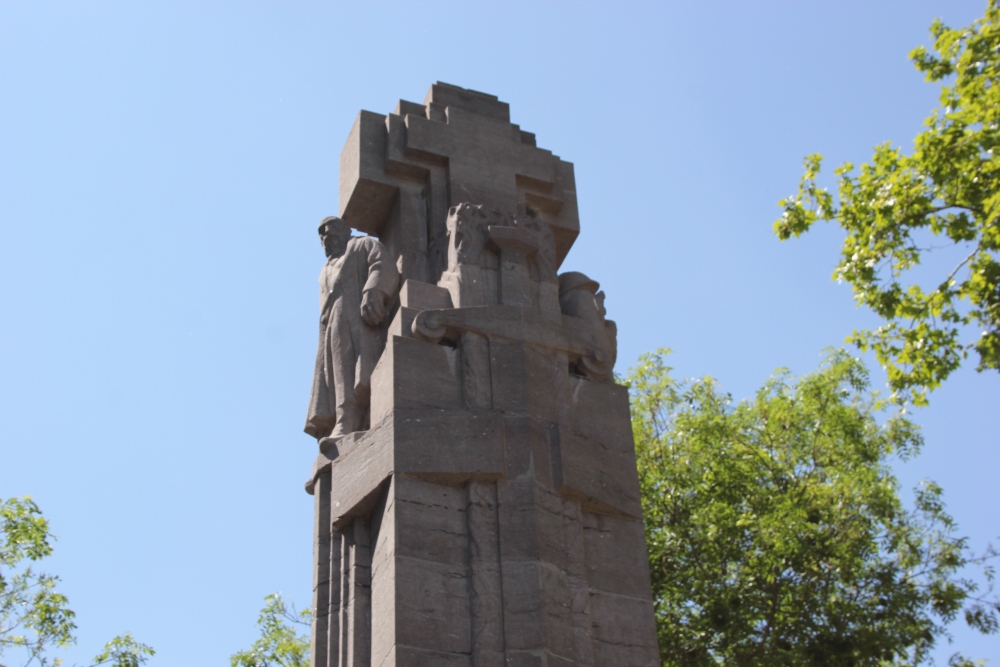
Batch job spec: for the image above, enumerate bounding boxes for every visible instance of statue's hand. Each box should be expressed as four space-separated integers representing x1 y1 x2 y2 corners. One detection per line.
361 289 388 327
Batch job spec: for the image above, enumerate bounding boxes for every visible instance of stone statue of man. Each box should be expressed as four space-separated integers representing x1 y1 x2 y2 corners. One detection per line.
305 216 399 443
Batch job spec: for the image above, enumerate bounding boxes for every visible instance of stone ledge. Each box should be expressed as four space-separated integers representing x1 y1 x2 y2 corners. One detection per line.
306 409 505 527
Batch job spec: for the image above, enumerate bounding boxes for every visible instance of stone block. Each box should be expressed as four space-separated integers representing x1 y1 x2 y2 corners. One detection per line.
370 336 461 427
537 563 575 659
394 556 471 655
589 592 660 666
466 482 504 664
501 414 555 482
570 375 633 447
489 341 528 412
582 512 655 599
424 82 511 123
544 653 576 667
386 306 420 339
393 476 468 566
311 472 335 666
393 409 505 481
496 477 540 562
371 483 397 667
533 486 572 567
554 430 643 519
498 559 544 650
546 159 580 264
393 99 426 119
325 426 394 528
523 345 570 425
339 110 397 235
377 644 471 667
460 331 492 410
501 653 545 667
320 410 506 527
399 279 453 310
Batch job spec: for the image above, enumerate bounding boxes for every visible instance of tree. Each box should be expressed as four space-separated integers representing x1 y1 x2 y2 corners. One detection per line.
775 1 1000 406
230 594 309 667
0 496 154 667
628 350 998 666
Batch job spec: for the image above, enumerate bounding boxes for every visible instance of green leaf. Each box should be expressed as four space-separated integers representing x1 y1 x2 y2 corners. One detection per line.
775 0 1000 406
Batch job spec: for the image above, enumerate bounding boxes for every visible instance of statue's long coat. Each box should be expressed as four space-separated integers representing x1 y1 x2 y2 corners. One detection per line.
305 236 398 439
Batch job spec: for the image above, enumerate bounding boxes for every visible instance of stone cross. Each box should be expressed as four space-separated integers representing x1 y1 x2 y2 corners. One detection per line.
338 82 579 285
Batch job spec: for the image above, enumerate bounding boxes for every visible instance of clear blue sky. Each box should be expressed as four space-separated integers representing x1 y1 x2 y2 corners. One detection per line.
1 1 996 664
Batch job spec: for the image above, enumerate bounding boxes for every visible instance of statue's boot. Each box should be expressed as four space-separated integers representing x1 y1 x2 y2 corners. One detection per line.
319 402 365 455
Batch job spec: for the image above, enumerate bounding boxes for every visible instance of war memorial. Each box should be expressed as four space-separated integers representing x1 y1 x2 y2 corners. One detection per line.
303 83 660 667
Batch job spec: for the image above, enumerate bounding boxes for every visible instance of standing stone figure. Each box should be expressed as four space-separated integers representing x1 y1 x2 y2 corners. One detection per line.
305 216 399 443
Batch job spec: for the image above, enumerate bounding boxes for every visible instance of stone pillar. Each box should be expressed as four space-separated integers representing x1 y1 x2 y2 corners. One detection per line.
305 84 659 666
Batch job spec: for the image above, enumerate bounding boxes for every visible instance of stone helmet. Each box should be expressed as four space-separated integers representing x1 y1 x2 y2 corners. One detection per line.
557 271 600 296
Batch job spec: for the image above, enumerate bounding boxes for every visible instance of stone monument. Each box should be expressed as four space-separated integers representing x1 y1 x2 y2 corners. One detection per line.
305 82 660 667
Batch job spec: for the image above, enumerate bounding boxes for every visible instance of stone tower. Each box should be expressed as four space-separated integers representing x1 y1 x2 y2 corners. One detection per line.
305 83 660 667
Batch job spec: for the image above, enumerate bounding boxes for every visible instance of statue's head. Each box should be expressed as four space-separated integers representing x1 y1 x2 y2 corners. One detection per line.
558 271 602 320
558 271 600 297
318 216 352 259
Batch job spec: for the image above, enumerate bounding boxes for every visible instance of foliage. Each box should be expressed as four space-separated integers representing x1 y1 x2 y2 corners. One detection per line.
0 497 154 667
628 349 998 666
775 1 1000 405
0 497 74 667
90 634 154 667
230 594 310 667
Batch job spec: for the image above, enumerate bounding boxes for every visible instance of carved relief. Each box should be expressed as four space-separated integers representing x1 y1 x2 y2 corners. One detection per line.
446 203 491 268
438 203 560 314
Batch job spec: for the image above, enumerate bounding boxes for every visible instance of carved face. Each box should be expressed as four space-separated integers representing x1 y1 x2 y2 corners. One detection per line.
319 218 352 260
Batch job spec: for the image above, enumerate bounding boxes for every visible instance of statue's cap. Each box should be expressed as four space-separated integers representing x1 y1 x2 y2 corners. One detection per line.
558 271 599 295
318 216 347 234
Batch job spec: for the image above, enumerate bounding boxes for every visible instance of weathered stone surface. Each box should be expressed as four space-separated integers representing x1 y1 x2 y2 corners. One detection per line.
496 559 545 650
386 307 421 340
370 483 396 667
306 84 657 667
569 375 633 445
395 556 471 654
307 409 506 527
393 476 468 565
555 429 643 519
399 279 453 310
583 512 656 600
370 335 461 427
376 645 471 667
467 482 504 667
311 471 334 665
589 592 660 666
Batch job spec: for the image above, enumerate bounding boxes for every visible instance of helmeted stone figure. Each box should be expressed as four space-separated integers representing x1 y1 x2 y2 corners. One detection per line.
305 216 399 443
558 271 618 382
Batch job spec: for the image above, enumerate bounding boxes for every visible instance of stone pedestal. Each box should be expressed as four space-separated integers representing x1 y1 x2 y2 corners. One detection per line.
304 84 659 667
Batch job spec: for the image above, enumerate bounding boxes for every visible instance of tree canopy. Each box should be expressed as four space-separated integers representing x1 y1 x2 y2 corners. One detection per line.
775 1 1000 405
0 496 154 667
230 593 309 667
628 350 998 666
